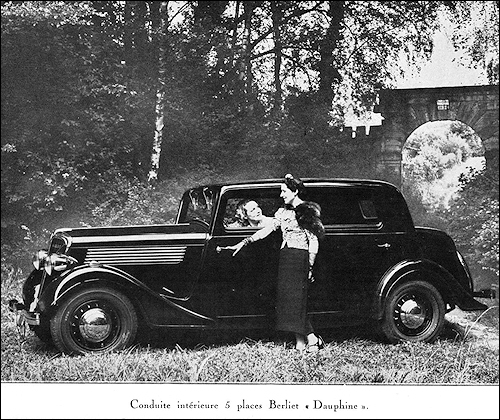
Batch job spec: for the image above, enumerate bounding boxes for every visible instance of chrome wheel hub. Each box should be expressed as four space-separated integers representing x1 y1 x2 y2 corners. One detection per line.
399 299 426 329
78 308 112 342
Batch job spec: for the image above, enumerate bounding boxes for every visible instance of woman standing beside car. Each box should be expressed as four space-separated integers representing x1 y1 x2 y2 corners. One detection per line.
226 174 325 351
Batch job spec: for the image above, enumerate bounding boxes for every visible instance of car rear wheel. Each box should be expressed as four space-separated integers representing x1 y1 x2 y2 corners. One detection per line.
381 280 445 343
50 287 138 355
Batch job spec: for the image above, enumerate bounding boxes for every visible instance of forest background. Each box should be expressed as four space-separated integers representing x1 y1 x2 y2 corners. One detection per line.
1 1 498 289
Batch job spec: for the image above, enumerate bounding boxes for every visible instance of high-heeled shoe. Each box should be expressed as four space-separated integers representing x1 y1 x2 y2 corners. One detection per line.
306 335 325 353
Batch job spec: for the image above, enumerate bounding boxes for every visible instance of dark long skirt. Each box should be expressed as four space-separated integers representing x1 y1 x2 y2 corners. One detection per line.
275 246 313 336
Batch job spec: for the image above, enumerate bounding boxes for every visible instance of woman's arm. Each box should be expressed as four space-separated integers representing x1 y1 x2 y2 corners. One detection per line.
226 222 277 256
306 230 319 281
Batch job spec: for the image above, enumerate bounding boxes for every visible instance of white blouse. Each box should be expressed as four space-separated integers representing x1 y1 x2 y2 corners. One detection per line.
250 207 319 256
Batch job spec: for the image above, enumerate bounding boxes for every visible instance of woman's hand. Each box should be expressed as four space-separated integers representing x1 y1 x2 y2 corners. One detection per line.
228 242 246 256
217 242 246 256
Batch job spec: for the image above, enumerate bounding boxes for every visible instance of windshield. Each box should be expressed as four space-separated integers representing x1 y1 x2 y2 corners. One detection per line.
178 186 216 225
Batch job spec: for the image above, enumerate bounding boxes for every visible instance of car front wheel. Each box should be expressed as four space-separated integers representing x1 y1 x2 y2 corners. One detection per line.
50 287 138 355
381 280 445 343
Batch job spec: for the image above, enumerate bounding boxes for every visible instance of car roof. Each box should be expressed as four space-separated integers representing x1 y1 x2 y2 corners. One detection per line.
188 178 399 190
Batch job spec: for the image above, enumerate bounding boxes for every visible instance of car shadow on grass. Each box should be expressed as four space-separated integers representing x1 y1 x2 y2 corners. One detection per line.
440 319 471 342
136 321 387 352
137 315 497 352
22 314 494 355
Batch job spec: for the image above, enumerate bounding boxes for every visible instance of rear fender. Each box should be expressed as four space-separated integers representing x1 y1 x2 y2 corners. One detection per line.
374 259 458 320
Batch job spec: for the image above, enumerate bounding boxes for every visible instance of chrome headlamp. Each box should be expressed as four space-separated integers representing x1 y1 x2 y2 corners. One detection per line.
32 250 48 270
44 254 78 276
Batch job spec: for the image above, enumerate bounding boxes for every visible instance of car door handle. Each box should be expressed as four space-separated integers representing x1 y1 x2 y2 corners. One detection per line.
216 246 231 254
377 243 391 249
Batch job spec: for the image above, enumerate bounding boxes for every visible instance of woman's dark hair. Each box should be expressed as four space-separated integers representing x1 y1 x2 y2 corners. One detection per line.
284 173 305 196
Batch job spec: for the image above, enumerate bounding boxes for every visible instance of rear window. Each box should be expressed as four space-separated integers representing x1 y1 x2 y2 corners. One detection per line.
305 186 380 227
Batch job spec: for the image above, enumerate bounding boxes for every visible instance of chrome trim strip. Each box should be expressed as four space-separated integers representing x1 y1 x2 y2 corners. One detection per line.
219 181 378 195
72 233 207 244
56 223 193 232
86 247 187 253
220 183 281 195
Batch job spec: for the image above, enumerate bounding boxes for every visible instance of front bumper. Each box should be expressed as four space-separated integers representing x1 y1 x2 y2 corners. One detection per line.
8 299 41 326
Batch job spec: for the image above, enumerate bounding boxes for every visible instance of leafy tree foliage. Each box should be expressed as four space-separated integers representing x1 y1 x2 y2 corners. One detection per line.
402 121 484 210
401 120 498 281
445 165 499 278
445 1 499 83
1 1 498 277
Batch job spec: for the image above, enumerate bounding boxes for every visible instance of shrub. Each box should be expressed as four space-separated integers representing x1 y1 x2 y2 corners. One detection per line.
444 166 499 277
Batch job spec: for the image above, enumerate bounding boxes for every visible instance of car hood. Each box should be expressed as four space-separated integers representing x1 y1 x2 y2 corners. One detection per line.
54 223 196 237
50 223 207 250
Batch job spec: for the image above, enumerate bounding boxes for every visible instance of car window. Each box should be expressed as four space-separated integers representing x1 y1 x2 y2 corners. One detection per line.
179 186 216 225
219 187 282 231
359 200 378 220
224 197 279 229
218 185 382 232
306 187 381 226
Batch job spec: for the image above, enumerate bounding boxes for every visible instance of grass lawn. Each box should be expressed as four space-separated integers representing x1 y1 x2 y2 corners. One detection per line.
2 269 498 383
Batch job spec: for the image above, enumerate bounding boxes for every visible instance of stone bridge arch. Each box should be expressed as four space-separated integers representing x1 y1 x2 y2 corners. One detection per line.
372 85 499 187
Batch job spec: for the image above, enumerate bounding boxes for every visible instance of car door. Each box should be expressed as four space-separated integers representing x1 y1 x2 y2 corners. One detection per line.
195 185 282 324
305 184 413 324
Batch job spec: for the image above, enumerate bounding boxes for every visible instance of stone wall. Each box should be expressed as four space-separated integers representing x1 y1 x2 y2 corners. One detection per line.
374 85 499 186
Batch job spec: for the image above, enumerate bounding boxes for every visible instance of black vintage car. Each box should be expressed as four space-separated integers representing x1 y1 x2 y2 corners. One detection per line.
9 178 491 355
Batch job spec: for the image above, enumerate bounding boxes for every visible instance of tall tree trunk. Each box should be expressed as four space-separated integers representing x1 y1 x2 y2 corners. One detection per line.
243 1 255 113
148 1 168 185
134 1 148 65
124 1 133 65
124 2 149 69
271 1 283 118
318 0 343 107
230 0 241 67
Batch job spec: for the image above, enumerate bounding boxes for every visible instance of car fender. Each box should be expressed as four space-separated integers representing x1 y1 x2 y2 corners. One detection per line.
42 264 152 305
37 263 214 324
374 259 458 320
